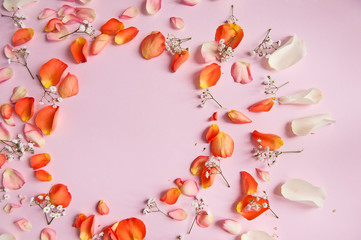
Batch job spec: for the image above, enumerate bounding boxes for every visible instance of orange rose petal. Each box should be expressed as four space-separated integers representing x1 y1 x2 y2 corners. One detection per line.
40 228 57 240
199 63 221 89
248 97 276 112
210 112 218 121
140 31 165 60
49 184 72 208
100 18 124 35
15 97 34 122
211 132 234 158
215 24 244 49
58 73 79 98
228 110 252 123
236 195 269 220
114 27 139 45
71 37 88 64
97 200 110 215
12 28 34 46
102 227 118 240
206 124 219 143
73 213 87 228
190 156 208 176
40 58 68 88
24 123 45 148
115 218 146 240
44 18 63 32
30 153 51 170
0 154 6 169
171 50 190 72
252 130 284 150
35 170 52 182
160 188 181 205
241 171 258 196
35 106 59 135
90 34 110 55
1 104 13 120
201 167 217 189
80 215 95 240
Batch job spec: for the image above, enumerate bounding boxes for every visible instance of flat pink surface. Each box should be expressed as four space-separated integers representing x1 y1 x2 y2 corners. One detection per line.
1 0 361 239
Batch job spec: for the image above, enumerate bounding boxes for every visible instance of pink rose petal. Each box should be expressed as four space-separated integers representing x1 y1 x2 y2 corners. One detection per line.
178 179 199 197
0 123 10 140
119 6 139 19
0 67 14 84
4 45 15 59
62 14 82 24
0 233 16 240
196 210 214 228
46 24 69 41
10 86 27 103
170 17 185 29
182 0 201 6
4 203 21 214
231 61 253 84
75 8 96 23
222 219 242 235
168 209 188 221
58 5 76 18
255 168 271 182
14 218 32 231
4 117 15 127
3 168 26 190
41 228 57 240
38 8 57 19
78 0 91 4
201 41 218 63
146 0 161 15
24 123 45 147
19 194 27 205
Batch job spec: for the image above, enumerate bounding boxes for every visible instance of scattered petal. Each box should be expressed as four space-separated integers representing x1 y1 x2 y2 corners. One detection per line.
78 0 91 4
248 97 276 112
199 63 221 88
201 41 218 63
38 8 57 19
75 8 96 23
35 170 52 182
0 123 10 140
40 58 68 88
49 184 72 207
160 188 181 205
241 230 274 240
1 104 14 120
102 226 118 240
190 156 208 175
40 228 56 240
291 113 335 136
140 31 165 60
73 213 87 228
182 0 200 6
15 97 34 122
62 14 82 25
44 18 64 32
100 18 124 35
114 27 139 45
171 50 190 72
215 24 244 49
3 168 25 188
196 210 214 228
211 132 234 158
231 61 253 84
278 88 322 105
221 219 242 235
115 218 146 240
35 105 60 135
0 67 14 84
71 37 88 63
255 168 271 182
80 215 95 240
97 200 110 215
168 209 188 221
206 124 219 142
210 112 218 121
11 86 27 103
268 35 306 70
170 17 185 29
119 6 139 19
179 179 199 197
58 72 79 98
228 110 252 123
46 24 69 41
0 234 15 240
3 203 21 214
241 171 258 196
24 123 45 148
30 153 51 170
12 28 34 46
4 44 15 59
58 5 76 18
236 195 269 220
3 0 37 11
252 130 283 150
0 154 6 169
90 34 111 55
201 167 217 189
14 218 32 231
146 0 161 15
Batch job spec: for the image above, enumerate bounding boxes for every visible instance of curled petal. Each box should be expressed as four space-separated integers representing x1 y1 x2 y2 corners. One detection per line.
168 209 188 221
30 153 51 170
0 123 10 140
100 18 124 35
71 37 88 63
281 179 327 207
44 18 63 32
221 219 242 235
78 0 91 4
291 113 335 136
279 88 322 105
38 8 57 19
241 230 274 240
3 168 25 190
241 171 258 196
115 27 139 45
35 105 60 135
1 104 13 120
40 58 68 88
0 154 6 169
115 218 146 240
46 24 69 41
160 188 181 205
236 195 269 220
4 203 21 214
75 8 96 23
11 86 27 104
179 179 199 197
59 73 79 98
146 0 161 15
40 228 57 240
58 5 76 18
97 200 110 215
255 168 271 182
211 132 234 158
252 130 283 150
199 63 221 88
0 67 14 84
140 31 165 60
190 156 208 175
201 41 218 63
80 215 95 240
201 167 217 189
3 0 37 11
196 210 214 228
15 97 34 122
24 123 45 148
210 112 218 121
102 227 118 240
228 110 252 123
171 50 190 72
90 34 110 55
268 35 306 70
49 184 72 207
182 0 200 6
73 213 87 228
0 234 15 240
170 17 185 29
215 24 244 49
231 61 253 84
14 218 32 231
4 44 15 59
248 97 275 112
12 28 34 46
119 6 139 19
62 14 82 25
35 170 52 182
206 124 219 142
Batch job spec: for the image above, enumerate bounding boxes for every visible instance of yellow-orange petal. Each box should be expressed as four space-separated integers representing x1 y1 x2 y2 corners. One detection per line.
201 167 217 189
44 18 63 32
206 124 219 143
114 27 139 45
15 97 34 122
228 110 252 123
80 215 95 240
140 31 165 60
97 200 110 215
1 104 13 119
215 24 244 49
252 130 283 150
0 154 6 169
90 34 110 55
30 153 51 170
58 73 79 98
248 97 275 112
100 18 124 35
241 171 258 196
160 188 181 205
190 156 208 175
199 63 221 89
211 132 234 158
115 218 146 240
35 170 52 182
171 50 190 72
40 58 68 88
35 106 59 135
73 213 87 228
12 28 34 46
71 37 88 64
102 226 118 240
49 184 71 208
236 195 269 220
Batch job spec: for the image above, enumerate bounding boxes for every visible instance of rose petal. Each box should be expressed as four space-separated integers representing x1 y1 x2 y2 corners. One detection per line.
97 200 110 215
119 6 139 19
58 5 76 17
291 113 335 136
146 0 161 15
196 210 214 228
3 0 37 11
78 0 91 4
228 110 252 123
201 167 217 189
11 86 27 104
15 97 34 122
3 168 25 190
14 218 32 231
0 123 10 140
140 31 165 60
35 105 59 135
0 154 7 169
40 58 68 88
168 209 188 221
241 230 274 240
0 67 13 84
200 41 218 63
12 28 34 46
231 61 253 84
210 112 218 121
179 179 199 197
241 171 258 196
62 14 82 24
160 188 181 205
73 213 87 228
115 218 146 240
171 50 190 72
221 219 242 235
190 156 208 175
80 215 95 240
49 184 71 208
46 24 69 41
100 18 124 35
236 195 269 220
206 124 219 142
0 234 16 240
30 153 51 170
215 24 244 49
252 130 283 150
40 228 57 240
24 123 45 148
3 203 21 214
279 88 322 105
58 73 79 98
44 18 64 32
75 8 96 23
211 132 234 158
268 35 306 70
114 27 139 45
199 63 221 88
35 170 52 182
281 179 327 207
170 17 185 29
182 0 200 6
71 37 88 63
248 97 275 112
38 8 57 19
4 44 15 59
255 168 271 182
102 227 118 240
1 104 13 120
90 34 110 55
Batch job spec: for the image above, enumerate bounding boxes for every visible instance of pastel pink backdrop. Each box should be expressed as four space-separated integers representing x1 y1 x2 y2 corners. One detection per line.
0 0 360 239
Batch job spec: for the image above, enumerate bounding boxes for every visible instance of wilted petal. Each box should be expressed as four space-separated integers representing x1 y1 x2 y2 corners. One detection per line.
58 73 79 98
11 86 27 103
0 234 16 240
0 123 10 140
252 130 283 150
80 215 95 240
231 61 253 84
40 228 56 240
221 219 242 235
12 28 34 46
24 123 45 147
30 153 51 170
160 188 181 205
140 31 165 59
168 209 188 221
90 34 110 55
115 218 146 240
291 113 335 136
49 184 72 207
15 97 34 122
190 156 208 175
171 50 190 72
3 168 25 190
178 179 199 197
4 203 21 214
119 6 139 19
241 171 258 196
146 0 161 15
170 17 185 29
75 7 96 23
206 124 219 142
241 230 274 240
0 67 13 84
35 170 52 182
228 110 252 123
236 195 269 220
0 154 6 169
211 132 234 158
248 97 275 112
73 213 87 228
281 179 327 207
71 37 88 63
114 27 139 45
100 18 124 35
4 44 15 59
97 200 110 215
196 210 214 228
58 5 76 17
215 24 244 49
201 41 218 63
182 0 200 6
40 58 68 88
14 218 32 231
38 8 57 19
279 88 322 105
255 168 270 182
199 63 221 88
201 167 217 189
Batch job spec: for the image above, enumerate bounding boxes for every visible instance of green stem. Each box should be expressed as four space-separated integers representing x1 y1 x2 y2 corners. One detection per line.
59 28 79 39
207 92 225 109
276 81 290 90
280 149 303 154
269 207 279 219
187 216 197 234
24 64 34 79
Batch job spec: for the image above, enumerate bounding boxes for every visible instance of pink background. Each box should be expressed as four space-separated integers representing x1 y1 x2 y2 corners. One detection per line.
1 0 361 239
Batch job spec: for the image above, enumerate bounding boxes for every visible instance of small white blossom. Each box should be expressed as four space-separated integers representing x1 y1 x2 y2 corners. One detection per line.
4 194 10 200
43 207 51 213
50 86 57 92
78 24 86 32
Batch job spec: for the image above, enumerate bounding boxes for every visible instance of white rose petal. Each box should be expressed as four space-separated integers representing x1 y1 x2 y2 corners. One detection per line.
291 113 335 136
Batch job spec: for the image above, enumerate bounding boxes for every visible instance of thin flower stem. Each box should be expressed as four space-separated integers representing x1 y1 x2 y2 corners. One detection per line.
36 75 46 90
276 81 290 90
187 216 197 234
25 64 34 79
59 28 79 39
280 149 304 154
269 207 279 219
219 171 231 188
207 92 225 109
180 37 192 42
255 29 272 52
154 209 172 219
